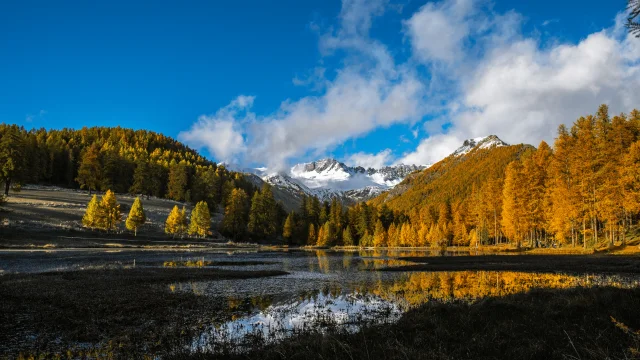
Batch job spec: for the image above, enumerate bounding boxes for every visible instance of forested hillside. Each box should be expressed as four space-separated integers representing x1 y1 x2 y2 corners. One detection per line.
0 125 291 241
288 105 640 249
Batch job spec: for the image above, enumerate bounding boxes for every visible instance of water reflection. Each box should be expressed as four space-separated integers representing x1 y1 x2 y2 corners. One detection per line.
184 262 639 354
193 292 402 352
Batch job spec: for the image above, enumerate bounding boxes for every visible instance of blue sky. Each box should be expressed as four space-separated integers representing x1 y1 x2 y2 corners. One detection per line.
1 0 637 169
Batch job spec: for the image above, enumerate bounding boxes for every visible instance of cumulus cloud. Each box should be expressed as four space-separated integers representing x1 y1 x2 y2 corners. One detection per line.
178 96 253 163
183 0 427 170
346 149 393 169
181 0 640 169
404 0 474 63
397 134 463 166
398 1 640 165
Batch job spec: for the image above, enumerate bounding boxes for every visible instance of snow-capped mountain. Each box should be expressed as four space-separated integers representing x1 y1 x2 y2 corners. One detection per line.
237 135 507 208
258 160 426 204
452 135 508 157
290 159 425 190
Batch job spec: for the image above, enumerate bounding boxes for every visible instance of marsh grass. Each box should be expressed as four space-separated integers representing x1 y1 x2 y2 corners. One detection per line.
0 267 287 358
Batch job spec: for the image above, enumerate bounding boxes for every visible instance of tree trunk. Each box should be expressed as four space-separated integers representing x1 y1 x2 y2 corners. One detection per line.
4 179 10 196
583 219 587 249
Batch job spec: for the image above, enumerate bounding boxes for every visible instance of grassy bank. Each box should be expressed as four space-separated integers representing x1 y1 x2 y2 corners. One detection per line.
382 254 640 274
0 267 287 357
180 286 640 360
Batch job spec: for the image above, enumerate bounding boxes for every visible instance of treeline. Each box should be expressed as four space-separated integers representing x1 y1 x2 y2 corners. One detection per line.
0 125 255 205
501 105 640 248
285 105 640 249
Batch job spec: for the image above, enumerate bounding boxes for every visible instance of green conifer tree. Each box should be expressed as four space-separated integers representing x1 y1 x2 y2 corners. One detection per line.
222 188 249 241
75 144 102 195
307 223 317 245
342 226 354 246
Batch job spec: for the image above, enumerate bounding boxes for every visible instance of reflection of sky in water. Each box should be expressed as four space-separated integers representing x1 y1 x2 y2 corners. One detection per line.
193 292 402 352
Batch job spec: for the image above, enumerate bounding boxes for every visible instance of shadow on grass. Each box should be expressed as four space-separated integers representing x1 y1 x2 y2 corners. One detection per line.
0 267 287 357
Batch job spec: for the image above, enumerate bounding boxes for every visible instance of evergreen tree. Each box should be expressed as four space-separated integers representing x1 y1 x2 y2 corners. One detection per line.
222 188 248 241
100 190 121 231
189 201 211 238
308 223 317 245
76 144 102 195
342 226 354 246
82 195 103 230
125 197 146 236
129 159 152 197
248 184 277 239
167 161 189 201
360 230 373 247
0 126 26 196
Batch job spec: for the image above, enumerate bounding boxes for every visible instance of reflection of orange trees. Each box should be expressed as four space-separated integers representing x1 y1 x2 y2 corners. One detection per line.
369 272 620 306
316 250 331 273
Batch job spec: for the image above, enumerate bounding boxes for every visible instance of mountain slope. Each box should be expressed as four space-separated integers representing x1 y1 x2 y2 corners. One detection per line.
370 136 530 215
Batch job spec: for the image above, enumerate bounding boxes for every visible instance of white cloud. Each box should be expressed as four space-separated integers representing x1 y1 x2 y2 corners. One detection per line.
399 3 640 166
181 0 640 170
182 0 427 170
178 96 252 163
404 0 474 63
397 134 463 166
346 149 393 169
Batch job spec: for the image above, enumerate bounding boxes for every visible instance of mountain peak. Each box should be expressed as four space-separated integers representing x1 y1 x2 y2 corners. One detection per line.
452 135 508 157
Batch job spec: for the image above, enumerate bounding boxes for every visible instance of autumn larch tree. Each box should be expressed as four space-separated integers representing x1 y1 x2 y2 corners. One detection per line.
165 205 185 238
502 161 526 247
100 190 121 232
82 194 103 230
283 212 295 243
125 197 146 236
373 220 387 247
189 201 211 238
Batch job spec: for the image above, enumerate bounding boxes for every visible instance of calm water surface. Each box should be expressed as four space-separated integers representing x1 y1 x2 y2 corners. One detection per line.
2 248 638 352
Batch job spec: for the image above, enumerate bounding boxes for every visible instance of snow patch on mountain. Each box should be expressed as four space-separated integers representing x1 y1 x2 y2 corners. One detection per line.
452 135 508 157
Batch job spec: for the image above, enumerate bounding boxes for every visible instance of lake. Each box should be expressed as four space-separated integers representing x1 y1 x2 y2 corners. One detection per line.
1 248 639 355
